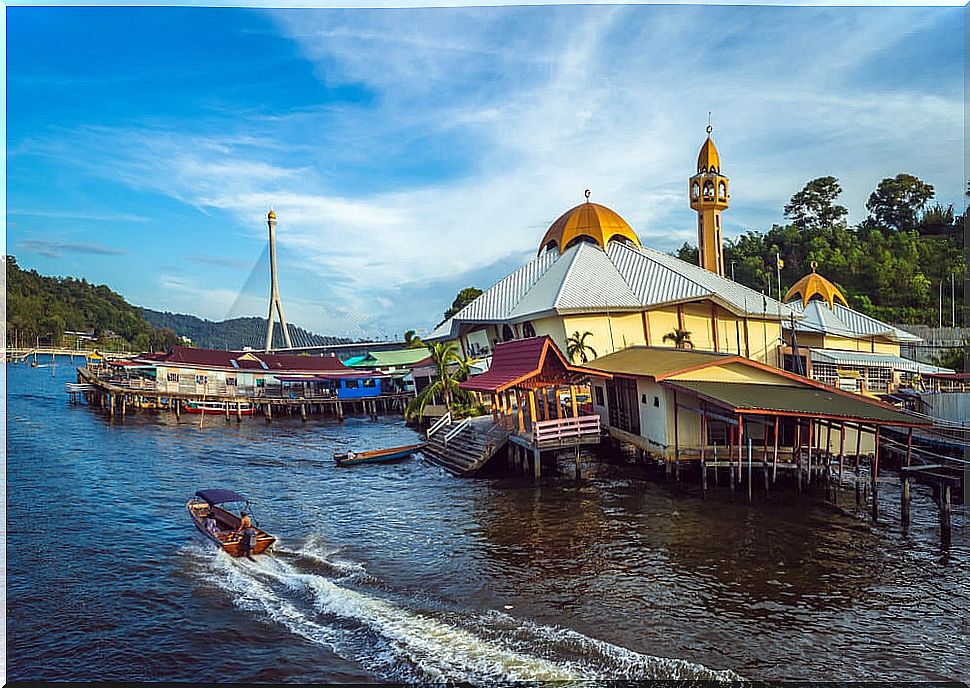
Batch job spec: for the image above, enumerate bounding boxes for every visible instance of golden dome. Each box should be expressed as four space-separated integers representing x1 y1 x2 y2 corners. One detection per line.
697 134 721 174
267 209 277 220
784 262 849 309
538 200 640 255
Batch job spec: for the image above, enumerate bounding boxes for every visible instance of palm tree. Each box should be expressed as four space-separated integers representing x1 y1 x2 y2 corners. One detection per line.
566 331 597 363
405 342 476 420
403 329 424 349
662 328 693 349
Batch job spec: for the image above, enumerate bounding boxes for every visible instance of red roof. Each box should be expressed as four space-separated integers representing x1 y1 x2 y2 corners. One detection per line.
141 346 347 373
460 336 608 393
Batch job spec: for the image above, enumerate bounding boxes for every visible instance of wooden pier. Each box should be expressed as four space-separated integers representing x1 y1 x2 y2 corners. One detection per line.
73 367 413 421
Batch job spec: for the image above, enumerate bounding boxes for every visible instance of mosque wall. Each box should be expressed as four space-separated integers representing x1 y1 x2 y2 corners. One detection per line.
529 317 567 353
681 302 715 350
561 313 646 360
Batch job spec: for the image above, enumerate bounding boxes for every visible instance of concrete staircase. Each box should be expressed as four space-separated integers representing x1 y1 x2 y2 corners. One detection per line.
421 414 510 476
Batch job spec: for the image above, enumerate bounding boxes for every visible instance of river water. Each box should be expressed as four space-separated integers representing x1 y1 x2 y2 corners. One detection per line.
6 360 969 682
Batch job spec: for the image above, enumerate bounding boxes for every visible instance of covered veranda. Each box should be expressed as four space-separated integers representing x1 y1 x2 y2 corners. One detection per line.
662 379 933 512
460 336 611 478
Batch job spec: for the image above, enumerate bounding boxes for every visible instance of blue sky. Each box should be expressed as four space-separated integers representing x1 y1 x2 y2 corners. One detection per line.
6 4 965 340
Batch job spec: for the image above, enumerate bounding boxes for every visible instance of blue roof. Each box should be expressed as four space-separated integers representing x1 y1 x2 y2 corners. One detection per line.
195 488 246 505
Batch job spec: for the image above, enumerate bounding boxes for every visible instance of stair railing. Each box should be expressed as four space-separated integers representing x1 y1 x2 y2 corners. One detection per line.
427 411 452 439
444 417 472 445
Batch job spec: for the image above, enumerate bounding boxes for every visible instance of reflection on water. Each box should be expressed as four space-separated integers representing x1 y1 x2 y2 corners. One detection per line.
6 360 969 682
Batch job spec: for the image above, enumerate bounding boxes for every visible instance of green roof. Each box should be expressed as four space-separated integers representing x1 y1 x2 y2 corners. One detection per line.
342 355 368 367
347 348 432 368
585 346 733 378
666 380 928 426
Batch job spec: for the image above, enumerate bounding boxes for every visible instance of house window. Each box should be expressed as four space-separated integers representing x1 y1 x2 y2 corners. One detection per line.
654 396 660 407
502 325 514 341
166 372 179 382
226 377 237 386
256 378 265 387
594 386 605 406
195 374 208 385
345 379 360 389
641 393 648 404
523 322 536 338
363 379 377 388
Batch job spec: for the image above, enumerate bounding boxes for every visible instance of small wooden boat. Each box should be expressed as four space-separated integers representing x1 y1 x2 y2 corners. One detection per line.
182 400 255 415
334 442 425 466
186 488 276 558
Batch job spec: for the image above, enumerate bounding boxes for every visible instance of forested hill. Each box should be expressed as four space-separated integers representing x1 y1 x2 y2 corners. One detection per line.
677 174 967 326
5 255 178 351
140 309 354 350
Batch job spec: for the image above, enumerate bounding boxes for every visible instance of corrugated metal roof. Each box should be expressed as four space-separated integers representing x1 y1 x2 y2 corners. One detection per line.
665 380 929 426
455 249 560 322
585 346 734 378
461 335 608 392
789 301 922 343
809 348 953 374
347 348 433 368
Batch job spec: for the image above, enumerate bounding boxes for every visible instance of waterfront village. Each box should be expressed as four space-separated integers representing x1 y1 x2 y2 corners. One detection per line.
36 129 966 539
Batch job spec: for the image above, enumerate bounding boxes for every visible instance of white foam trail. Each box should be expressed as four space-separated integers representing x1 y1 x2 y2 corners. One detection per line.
191 546 741 684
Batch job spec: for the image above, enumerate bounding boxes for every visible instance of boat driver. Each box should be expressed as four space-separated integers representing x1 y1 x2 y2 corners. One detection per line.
236 511 258 555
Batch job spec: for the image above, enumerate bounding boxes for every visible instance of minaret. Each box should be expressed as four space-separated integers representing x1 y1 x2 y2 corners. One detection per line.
264 209 293 351
689 125 729 276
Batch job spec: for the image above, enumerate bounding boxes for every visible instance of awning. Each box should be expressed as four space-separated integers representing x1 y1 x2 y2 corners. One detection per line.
460 336 609 393
809 349 954 375
195 488 247 505
664 380 931 427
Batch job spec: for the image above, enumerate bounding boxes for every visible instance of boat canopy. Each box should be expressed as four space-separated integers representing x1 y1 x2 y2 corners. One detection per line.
195 488 247 505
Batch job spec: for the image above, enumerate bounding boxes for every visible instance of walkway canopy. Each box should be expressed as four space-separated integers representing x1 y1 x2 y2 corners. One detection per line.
460 336 608 393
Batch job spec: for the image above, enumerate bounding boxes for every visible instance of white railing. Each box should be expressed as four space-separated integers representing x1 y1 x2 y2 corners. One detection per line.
427 411 452 439
533 414 601 444
65 383 95 393
444 417 471 444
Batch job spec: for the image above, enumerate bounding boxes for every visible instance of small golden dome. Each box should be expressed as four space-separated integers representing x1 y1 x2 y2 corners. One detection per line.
267 209 277 220
697 134 721 174
538 199 640 255
784 262 849 309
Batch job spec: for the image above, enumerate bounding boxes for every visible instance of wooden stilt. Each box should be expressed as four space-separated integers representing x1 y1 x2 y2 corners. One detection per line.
795 421 802 494
574 444 581 481
533 445 541 481
902 427 913 525
806 420 814 488
940 483 952 547
700 405 708 499
673 389 681 483
746 437 753 503
266 403 273 422
871 426 880 522
854 425 862 504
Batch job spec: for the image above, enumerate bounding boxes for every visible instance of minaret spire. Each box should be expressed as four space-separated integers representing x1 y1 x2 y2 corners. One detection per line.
264 208 293 351
689 123 729 276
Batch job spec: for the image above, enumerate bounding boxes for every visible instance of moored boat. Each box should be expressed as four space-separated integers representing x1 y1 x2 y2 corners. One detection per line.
334 442 424 466
186 488 276 557
182 400 255 415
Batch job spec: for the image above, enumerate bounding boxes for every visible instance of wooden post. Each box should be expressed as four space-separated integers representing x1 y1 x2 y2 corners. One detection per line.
854 424 862 504
736 415 743 487
673 389 680 482
940 483 952 547
301 403 307 421
871 426 880 521
806 420 814 488
237 401 242 422
838 423 846 488
795 420 802 494
528 389 538 434
747 436 753 502
517 391 525 434
574 444 581 481
537 387 547 422
108 393 115 418
121 394 126 417
570 384 579 418
902 427 913 524
771 416 779 483
728 423 735 497
266 402 273 422
700 405 708 498
533 445 541 481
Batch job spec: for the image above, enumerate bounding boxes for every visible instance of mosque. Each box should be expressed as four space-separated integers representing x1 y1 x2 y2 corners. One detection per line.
427 127 946 396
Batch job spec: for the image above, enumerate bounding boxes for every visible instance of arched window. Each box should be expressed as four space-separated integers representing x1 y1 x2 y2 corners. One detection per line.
544 240 558 253
703 180 715 198
691 182 700 200
718 181 726 199
502 325 514 341
523 322 536 338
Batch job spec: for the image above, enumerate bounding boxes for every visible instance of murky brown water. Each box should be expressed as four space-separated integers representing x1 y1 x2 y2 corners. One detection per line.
6 360 969 682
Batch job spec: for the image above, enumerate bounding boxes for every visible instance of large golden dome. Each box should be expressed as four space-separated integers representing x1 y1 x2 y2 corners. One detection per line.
538 201 641 255
784 262 849 309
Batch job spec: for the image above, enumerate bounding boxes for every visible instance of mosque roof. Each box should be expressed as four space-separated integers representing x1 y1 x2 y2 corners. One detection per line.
787 300 922 343
784 264 849 308
428 241 797 341
537 201 641 255
696 135 721 174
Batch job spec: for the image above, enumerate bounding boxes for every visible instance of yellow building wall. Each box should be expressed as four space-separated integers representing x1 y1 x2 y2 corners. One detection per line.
792 332 901 356
681 302 715 351
646 306 680 348
562 313 646 360
530 316 567 353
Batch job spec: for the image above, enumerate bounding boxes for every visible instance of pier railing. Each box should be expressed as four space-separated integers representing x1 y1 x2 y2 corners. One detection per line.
532 415 601 444
443 417 471 445
427 412 452 439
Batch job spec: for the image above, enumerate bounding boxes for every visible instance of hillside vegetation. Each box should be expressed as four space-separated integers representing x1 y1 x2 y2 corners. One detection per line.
677 174 966 326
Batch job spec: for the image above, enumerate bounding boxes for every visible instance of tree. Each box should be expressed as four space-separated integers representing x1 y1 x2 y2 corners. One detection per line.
662 329 693 349
784 176 848 232
566 331 597 363
866 173 935 232
404 341 475 420
443 287 483 320
403 329 424 349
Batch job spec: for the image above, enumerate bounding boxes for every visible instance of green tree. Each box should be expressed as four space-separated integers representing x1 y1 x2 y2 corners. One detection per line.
662 328 693 349
403 329 424 349
784 176 848 232
866 173 935 232
443 287 483 320
405 341 475 420
566 331 597 363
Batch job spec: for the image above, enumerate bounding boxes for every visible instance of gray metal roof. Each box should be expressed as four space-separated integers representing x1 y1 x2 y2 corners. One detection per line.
809 348 953 374
789 301 922 343
434 241 796 335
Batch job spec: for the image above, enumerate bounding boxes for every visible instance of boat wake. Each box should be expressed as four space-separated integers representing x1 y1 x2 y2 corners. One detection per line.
187 538 742 684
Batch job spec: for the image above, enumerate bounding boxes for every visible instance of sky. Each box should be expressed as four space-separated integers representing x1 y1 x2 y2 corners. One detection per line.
5 4 965 341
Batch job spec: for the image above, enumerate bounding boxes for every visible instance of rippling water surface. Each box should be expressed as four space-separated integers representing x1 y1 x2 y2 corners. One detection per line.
6 360 969 682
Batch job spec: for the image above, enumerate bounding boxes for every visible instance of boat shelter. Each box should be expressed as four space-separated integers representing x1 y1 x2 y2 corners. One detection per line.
460 336 610 477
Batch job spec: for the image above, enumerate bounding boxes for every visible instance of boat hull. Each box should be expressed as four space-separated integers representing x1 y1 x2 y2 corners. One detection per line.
334 443 424 466
186 500 275 557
